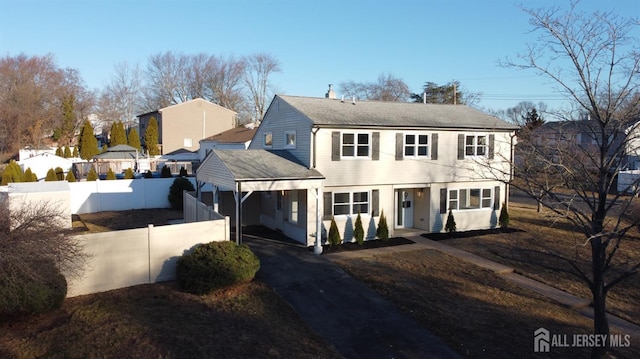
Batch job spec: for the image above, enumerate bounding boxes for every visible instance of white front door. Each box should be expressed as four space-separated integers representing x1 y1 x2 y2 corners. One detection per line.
275 191 284 230
395 189 414 228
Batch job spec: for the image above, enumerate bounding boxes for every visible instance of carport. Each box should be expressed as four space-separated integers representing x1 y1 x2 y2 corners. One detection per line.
196 149 325 254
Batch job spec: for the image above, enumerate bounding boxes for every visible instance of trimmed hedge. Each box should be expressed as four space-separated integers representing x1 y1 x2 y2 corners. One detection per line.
176 241 260 295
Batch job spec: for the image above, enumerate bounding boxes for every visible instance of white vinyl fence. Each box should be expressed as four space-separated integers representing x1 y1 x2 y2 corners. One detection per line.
66 217 230 297
183 191 220 222
69 177 197 214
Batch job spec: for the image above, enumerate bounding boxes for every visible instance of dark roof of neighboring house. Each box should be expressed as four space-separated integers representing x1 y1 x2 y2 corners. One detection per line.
275 95 519 130
164 148 196 156
212 149 323 181
93 144 144 160
202 126 258 143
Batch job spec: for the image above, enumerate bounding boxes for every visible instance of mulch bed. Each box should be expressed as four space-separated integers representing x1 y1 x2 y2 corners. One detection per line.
240 225 415 253
422 227 523 241
318 237 415 254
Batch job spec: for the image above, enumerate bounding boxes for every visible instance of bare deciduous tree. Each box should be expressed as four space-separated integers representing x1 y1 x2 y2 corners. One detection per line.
243 53 281 122
340 73 411 102
98 62 143 133
0 196 88 312
499 3 640 357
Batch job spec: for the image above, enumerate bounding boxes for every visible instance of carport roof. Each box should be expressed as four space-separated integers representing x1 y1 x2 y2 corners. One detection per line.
213 149 323 181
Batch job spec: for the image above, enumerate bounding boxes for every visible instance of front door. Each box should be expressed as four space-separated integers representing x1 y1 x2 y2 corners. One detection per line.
275 191 284 231
395 189 414 228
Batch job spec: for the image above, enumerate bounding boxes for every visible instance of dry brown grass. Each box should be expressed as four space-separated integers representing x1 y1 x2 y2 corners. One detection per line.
443 203 640 325
0 282 342 359
72 208 184 233
332 202 639 358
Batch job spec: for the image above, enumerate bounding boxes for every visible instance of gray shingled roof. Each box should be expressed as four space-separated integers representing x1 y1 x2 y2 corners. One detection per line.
213 149 324 181
277 95 519 130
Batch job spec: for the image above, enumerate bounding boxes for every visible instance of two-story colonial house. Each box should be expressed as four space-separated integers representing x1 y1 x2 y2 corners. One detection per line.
196 94 518 248
137 98 237 155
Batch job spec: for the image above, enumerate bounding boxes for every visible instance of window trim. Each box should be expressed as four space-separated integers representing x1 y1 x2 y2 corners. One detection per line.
464 134 488 157
284 130 296 149
403 133 430 159
332 190 370 217
264 132 273 148
289 190 299 224
340 131 371 159
447 187 493 211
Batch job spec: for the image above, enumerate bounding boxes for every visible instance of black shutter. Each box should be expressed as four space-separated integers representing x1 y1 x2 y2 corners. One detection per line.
395 133 403 160
331 132 340 161
371 189 379 216
323 192 333 220
488 134 495 159
457 134 465 160
440 188 447 214
431 133 438 160
494 186 501 210
372 132 380 160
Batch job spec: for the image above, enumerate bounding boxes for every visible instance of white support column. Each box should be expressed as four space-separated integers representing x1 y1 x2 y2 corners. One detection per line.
235 182 242 245
311 187 323 255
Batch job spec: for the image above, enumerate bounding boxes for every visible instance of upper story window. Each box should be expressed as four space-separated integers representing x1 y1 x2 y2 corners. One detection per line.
404 134 429 157
342 132 370 158
264 132 273 148
285 130 296 149
183 138 193 148
465 135 487 157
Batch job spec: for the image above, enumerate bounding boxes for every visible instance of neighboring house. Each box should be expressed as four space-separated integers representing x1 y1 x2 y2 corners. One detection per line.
18 153 73 180
93 144 147 175
1 181 72 228
18 145 56 161
530 119 640 169
196 94 518 246
157 148 200 175
198 125 258 160
137 98 237 155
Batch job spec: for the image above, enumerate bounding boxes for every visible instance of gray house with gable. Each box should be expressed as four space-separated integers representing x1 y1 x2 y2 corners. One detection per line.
196 93 518 248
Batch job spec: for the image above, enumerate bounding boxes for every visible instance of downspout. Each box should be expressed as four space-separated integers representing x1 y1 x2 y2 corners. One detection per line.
312 126 320 168
507 131 516 211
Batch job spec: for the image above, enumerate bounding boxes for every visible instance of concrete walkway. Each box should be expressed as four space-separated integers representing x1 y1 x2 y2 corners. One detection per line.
327 235 640 338
245 237 462 359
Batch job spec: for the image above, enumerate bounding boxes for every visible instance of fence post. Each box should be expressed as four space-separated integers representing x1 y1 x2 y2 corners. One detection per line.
147 224 153 284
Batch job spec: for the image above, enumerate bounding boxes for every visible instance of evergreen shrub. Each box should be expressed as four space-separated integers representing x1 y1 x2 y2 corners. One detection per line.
106 168 116 180
328 217 341 246
160 165 172 178
353 212 364 245
445 208 457 234
499 203 510 229
124 168 135 179
0 259 67 315
176 241 260 295
168 177 195 210
376 210 389 241
86 167 98 181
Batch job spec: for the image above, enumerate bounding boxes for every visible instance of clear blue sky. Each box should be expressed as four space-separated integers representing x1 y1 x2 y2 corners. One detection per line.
1 0 638 114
